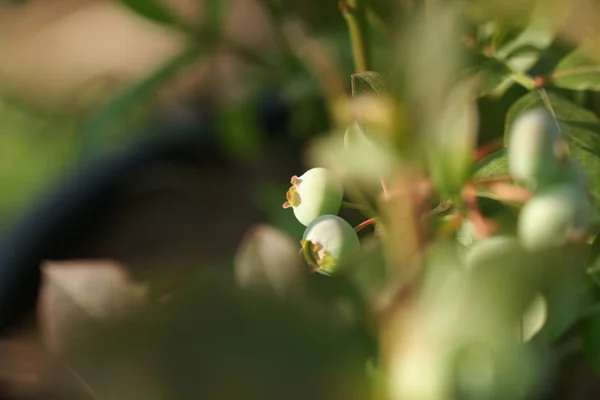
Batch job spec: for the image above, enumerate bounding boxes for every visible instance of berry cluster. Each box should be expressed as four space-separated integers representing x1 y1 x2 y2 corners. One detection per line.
283 125 378 275
507 108 597 251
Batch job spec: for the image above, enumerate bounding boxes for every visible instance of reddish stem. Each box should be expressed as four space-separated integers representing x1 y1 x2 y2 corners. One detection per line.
354 217 377 232
474 138 504 163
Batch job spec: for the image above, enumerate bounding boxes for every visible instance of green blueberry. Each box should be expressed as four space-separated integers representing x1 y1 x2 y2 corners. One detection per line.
466 235 527 271
301 215 360 275
518 184 594 251
283 167 344 226
507 108 565 189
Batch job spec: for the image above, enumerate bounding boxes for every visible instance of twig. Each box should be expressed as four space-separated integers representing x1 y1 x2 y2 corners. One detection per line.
354 217 377 232
339 0 371 72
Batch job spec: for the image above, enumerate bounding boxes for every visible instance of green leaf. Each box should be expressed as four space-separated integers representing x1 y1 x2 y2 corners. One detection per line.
117 0 180 26
491 0 560 95
535 268 596 345
582 303 600 376
494 0 557 73
205 0 229 33
351 71 387 98
473 149 509 179
80 46 202 159
504 91 600 208
552 46 600 91
462 51 512 97
428 78 479 196
587 235 600 287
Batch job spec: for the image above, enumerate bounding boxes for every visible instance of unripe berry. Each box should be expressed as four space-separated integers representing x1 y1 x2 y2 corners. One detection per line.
518 184 594 251
301 215 360 275
507 108 565 189
283 168 344 226
466 235 526 271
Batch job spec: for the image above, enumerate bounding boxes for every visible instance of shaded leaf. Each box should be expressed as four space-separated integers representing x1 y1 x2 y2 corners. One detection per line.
504 91 600 207
234 224 307 298
552 46 600 91
39 260 148 355
462 51 512 97
535 266 596 345
117 0 179 27
582 305 600 377
351 71 387 98
473 149 509 179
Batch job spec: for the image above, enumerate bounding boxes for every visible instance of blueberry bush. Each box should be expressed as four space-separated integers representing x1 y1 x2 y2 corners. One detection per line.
8 0 600 399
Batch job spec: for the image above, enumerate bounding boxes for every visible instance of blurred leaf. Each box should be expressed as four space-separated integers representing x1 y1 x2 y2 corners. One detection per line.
402 3 468 162
491 0 563 95
339 235 387 307
552 46 600 91
535 267 596 345
234 224 307 298
65 276 372 400
0 100 78 227
587 235 600 287
494 0 558 72
428 79 479 196
473 149 509 179
117 0 180 27
39 260 148 356
351 71 387 98
504 90 600 208
81 46 202 160
217 102 264 162
462 51 512 97
521 294 547 342
310 126 396 192
206 0 229 32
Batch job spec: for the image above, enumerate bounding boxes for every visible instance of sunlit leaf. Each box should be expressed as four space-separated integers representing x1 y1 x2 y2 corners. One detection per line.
491 0 566 94
552 46 600 90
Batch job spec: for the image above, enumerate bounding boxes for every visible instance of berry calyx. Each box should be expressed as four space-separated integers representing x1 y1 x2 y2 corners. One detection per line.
283 168 344 226
301 215 360 275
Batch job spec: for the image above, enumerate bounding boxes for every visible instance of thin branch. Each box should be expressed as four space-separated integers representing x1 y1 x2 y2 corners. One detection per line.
340 0 371 72
354 217 377 232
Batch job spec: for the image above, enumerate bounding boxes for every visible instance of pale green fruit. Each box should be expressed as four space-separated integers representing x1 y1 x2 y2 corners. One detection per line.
466 235 527 270
301 215 360 275
283 167 344 226
518 184 594 251
507 108 564 189
465 235 542 321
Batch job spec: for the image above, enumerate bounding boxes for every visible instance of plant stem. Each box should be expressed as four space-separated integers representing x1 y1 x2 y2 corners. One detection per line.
354 217 377 232
340 0 371 73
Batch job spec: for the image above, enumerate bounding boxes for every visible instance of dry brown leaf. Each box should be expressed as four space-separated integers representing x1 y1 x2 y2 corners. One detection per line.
38 259 149 356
